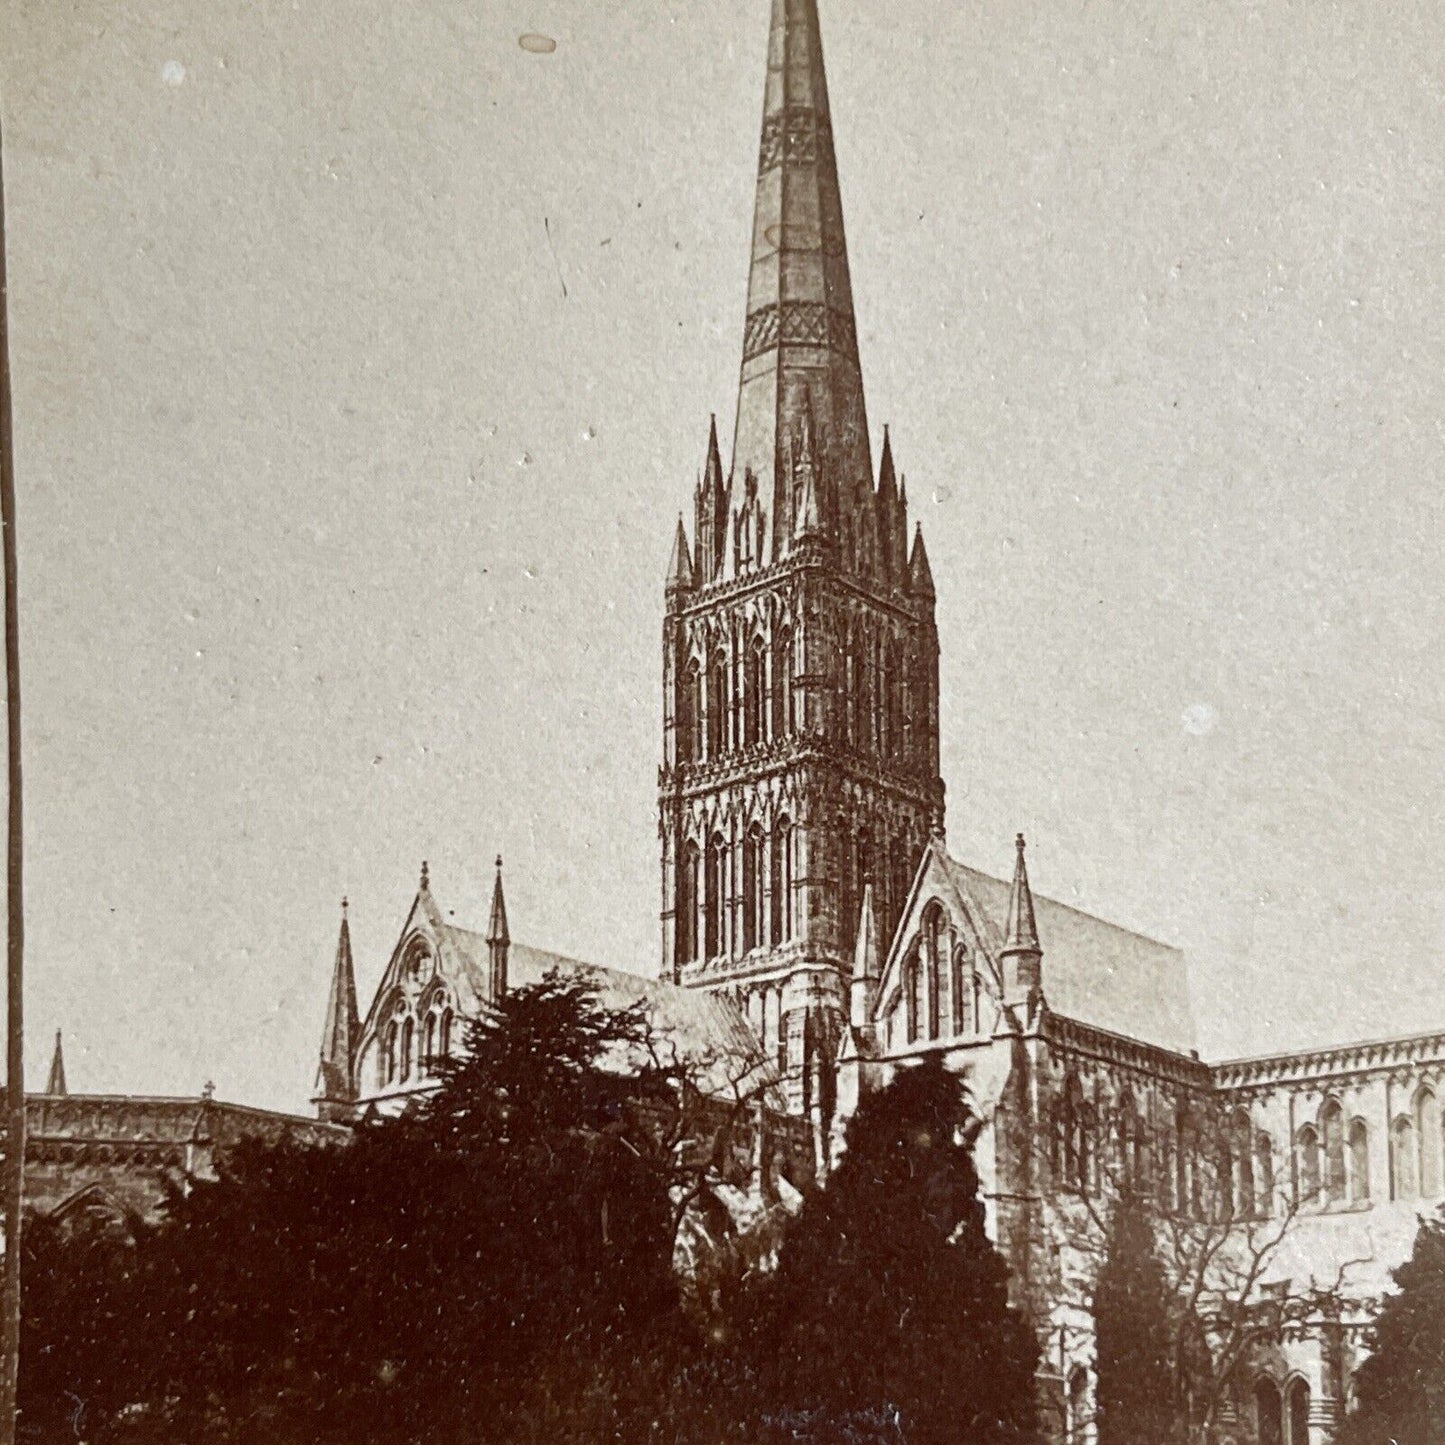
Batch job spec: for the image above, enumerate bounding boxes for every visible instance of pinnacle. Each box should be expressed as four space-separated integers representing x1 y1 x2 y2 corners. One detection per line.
1003 833 1041 956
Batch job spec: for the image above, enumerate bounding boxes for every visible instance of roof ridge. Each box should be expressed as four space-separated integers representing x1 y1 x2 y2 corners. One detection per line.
951 859 1181 954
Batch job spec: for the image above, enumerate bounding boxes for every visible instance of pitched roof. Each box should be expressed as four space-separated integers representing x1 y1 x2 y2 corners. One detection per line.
940 855 1195 1055
437 925 771 1099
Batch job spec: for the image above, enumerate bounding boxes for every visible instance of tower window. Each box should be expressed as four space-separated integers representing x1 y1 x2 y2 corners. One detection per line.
678 840 700 965
704 834 726 961
680 660 702 762
706 652 728 758
744 639 767 747
772 629 793 737
742 824 765 952
771 819 793 945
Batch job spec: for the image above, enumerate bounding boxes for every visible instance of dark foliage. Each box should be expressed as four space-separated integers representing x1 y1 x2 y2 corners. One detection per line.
18 976 698 1444
1092 1192 1185 1445
1338 1210 1445 1445
16 993 1041 1444
733 1057 1040 1445
17 1202 152 1443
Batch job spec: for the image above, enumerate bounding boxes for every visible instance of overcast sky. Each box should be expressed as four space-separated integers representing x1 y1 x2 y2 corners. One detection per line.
3 0 1443 1112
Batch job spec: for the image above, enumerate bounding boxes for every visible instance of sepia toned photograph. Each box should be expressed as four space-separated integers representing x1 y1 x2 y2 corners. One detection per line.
1 0 1443 1440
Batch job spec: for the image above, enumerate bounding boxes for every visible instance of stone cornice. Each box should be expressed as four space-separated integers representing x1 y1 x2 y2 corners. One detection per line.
658 731 941 810
1044 1013 1213 1090
669 553 925 625
1212 1029 1445 1092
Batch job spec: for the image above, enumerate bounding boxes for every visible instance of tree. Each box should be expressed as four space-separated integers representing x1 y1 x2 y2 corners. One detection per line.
1063 1108 1355 1445
17 972 775 1444
17 1201 153 1443
1337 1209 1445 1445
743 1057 1039 1445
1093 1192 1186 1445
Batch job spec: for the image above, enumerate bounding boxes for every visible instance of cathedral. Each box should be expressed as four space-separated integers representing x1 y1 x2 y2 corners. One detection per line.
300 3 1445 1443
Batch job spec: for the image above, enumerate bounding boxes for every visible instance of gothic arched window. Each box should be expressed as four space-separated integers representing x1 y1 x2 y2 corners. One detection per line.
1256 1378 1282 1445
1349 1117 1370 1203
904 944 921 1044
922 904 944 1040
681 660 703 762
380 1021 398 1087
1417 1086 1442 1197
744 638 767 747
440 1008 453 1059
1286 1380 1310 1445
951 945 972 1035
1321 1099 1346 1205
770 818 792 945
704 833 726 961
706 652 728 758
677 840 700 966
772 629 792 738
848 631 868 749
1232 1110 1255 1218
1256 1131 1275 1215
1174 1105 1191 1214
423 1012 438 1074
878 639 894 755
1296 1124 1321 1205
742 824 765 952
400 1016 415 1083
1393 1115 1419 1199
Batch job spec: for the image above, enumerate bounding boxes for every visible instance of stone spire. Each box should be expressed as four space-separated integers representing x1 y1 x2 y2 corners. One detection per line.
314 898 359 1120
999 834 1043 1010
907 523 935 600
45 1029 66 1096
695 415 728 584
666 514 694 594
486 855 510 1003
732 0 871 567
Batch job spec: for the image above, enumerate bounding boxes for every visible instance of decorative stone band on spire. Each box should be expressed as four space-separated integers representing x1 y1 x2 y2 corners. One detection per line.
741 301 858 365
758 105 831 173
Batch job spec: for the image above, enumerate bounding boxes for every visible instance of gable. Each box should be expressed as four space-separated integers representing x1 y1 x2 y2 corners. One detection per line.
353 889 772 1106
946 858 1194 1055
874 845 1195 1057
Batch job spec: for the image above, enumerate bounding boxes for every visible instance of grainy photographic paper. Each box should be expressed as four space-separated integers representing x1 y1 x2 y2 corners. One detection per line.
0 1 1442 1441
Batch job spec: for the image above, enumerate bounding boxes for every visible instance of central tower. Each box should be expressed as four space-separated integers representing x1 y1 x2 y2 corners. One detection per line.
659 0 944 1117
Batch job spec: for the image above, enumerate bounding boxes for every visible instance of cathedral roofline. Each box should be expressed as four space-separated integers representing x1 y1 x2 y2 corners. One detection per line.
1212 1025 1445 1089
1044 1013 1212 1090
